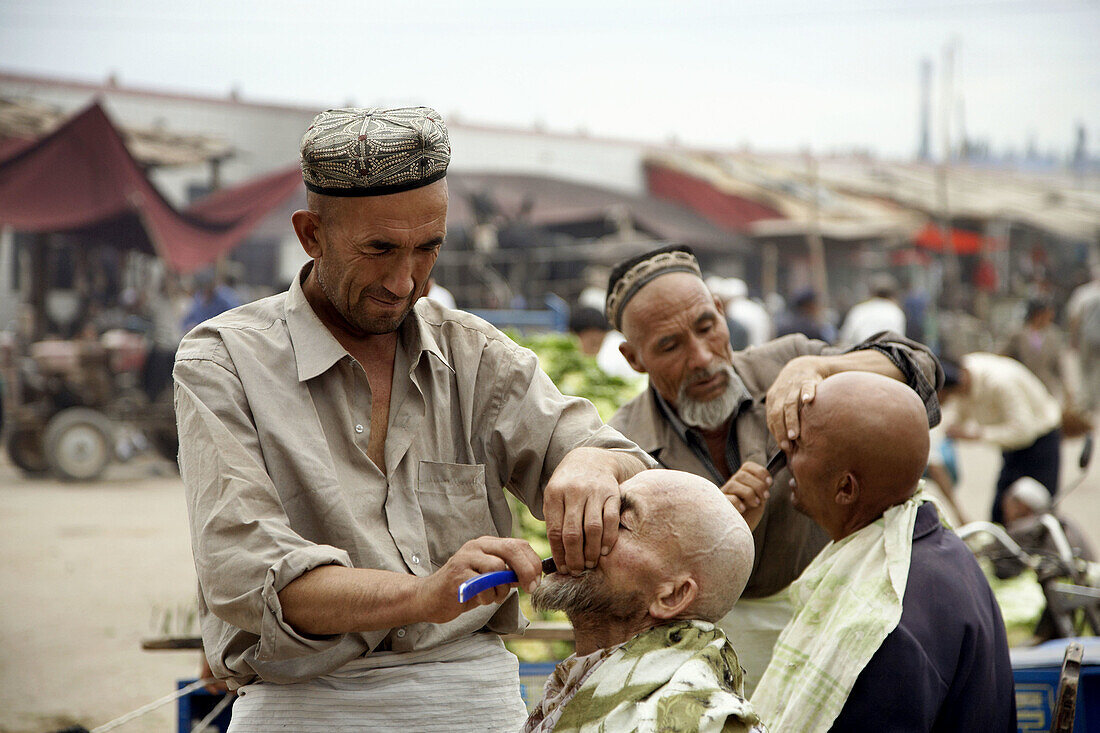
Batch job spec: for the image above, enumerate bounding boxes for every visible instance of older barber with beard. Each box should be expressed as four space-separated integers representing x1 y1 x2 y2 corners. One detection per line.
606 245 943 693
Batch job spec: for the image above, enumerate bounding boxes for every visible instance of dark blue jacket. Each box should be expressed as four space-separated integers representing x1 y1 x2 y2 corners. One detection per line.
830 502 1017 732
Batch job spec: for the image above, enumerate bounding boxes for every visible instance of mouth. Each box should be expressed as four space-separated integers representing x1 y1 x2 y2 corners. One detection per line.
687 371 727 398
366 294 407 309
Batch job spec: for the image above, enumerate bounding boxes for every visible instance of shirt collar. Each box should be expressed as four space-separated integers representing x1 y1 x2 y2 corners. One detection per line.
285 262 453 382
400 300 454 375
286 263 349 382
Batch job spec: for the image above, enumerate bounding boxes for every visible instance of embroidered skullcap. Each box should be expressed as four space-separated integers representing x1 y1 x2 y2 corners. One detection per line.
300 107 450 197
605 245 703 330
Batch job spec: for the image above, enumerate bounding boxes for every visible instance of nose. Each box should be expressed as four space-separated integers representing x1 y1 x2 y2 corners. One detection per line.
685 333 714 371
381 251 416 299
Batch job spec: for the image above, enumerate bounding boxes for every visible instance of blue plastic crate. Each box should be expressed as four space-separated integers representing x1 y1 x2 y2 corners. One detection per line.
1011 638 1100 732
519 661 562 712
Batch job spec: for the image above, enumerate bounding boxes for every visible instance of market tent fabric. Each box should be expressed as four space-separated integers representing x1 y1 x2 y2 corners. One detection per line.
0 101 303 273
643 160 785 233
912 223 1001 255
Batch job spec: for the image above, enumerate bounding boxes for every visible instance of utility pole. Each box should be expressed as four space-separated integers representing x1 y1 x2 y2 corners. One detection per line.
805 153 829 310
936 37 961 309
918 58 932 163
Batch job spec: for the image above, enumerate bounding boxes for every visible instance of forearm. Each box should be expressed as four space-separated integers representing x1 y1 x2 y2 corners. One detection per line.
279 565 425 636
815 349 905 382
926 463 955 495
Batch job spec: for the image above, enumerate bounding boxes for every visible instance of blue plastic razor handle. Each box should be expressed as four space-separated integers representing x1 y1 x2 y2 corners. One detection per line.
457 557 557 603
458 570 518 603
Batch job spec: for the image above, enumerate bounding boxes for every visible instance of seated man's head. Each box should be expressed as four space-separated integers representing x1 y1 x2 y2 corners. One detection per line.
608 246 740 431
531 469 754 648
786 372 929 541
568 306 611 357
936 358 971 404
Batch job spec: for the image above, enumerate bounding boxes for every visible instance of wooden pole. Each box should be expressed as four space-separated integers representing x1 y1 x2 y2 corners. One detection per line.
937 38 961 309
806 154 829 309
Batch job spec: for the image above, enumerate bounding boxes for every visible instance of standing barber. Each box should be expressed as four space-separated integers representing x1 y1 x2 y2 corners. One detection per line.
605 245 942 693
174 107 650 731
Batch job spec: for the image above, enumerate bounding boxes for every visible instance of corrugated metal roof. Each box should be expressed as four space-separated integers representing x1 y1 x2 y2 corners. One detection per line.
0 96 233 167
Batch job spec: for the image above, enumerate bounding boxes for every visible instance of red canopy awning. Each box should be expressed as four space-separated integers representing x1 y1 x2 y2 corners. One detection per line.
643 160 785 233
0 102 302 273
912 223 1001 255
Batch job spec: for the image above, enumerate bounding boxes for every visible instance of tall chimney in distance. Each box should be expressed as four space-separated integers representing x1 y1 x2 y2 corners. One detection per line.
918 58 932 163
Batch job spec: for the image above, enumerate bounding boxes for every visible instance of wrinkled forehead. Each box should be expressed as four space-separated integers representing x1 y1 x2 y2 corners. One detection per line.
621 273 715 332
619 477 686 528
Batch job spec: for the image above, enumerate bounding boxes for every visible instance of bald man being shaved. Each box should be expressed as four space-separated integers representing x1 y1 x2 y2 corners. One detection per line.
524 469 765 733
751 372 1015 733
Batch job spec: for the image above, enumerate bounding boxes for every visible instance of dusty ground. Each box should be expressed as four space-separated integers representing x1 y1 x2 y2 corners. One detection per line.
1 435 1098 733
0 454 197 733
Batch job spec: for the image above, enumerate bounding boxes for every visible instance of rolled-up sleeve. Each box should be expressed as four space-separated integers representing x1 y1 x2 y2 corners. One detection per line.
474 340 654 519
845 331 944 428
174 348 353 663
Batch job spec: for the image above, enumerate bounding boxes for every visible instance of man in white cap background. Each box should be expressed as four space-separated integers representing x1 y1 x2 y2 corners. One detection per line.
837 272 906 347
999 476 1094 573
174 106 651 730
707 275 773 349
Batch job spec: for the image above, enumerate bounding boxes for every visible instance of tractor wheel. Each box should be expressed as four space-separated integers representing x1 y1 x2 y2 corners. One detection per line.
6 428 49 476
44 408 114 481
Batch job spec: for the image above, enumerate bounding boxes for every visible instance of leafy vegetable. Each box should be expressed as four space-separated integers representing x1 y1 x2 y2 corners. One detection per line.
503 332 645 660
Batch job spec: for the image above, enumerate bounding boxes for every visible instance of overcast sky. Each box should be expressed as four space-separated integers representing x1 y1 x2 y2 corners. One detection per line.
1 0 1097 159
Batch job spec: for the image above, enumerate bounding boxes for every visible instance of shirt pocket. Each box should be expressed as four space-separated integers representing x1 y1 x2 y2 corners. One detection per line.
416 461 497 568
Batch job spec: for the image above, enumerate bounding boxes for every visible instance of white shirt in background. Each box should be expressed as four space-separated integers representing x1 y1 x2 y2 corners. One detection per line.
425 282 456 309
839 298 906 346
727 298 773 347
597 331 639 380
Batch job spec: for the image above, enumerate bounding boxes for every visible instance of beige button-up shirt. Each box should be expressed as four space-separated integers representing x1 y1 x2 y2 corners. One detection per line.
174 269 649 689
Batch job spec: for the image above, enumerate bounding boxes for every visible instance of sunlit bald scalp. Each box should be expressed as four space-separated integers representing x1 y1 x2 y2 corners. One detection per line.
620 469 755 621
806 372 929 515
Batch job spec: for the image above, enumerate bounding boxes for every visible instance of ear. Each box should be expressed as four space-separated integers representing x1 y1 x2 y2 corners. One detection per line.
291 209 324 259
619 340 647 375
834 472 859 506
649 576 698 620
712 294 726 317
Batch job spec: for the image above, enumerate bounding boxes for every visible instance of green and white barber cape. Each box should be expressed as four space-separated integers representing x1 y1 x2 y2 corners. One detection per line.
549 620 765 733
750 492 923 733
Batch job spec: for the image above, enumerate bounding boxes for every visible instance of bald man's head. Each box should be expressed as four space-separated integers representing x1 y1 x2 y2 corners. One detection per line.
787 372 929 540
624 469 755 621
531 469 754 629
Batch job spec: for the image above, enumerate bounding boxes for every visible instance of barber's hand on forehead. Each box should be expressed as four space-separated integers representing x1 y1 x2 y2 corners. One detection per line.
418 536 543 624
721 462 770 531
543 456 621 576
766 355 827 450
